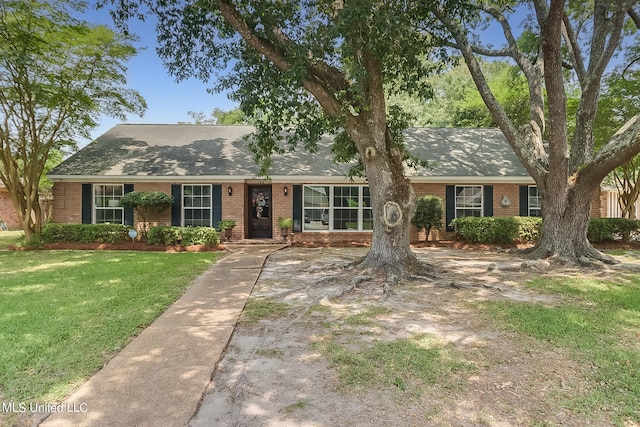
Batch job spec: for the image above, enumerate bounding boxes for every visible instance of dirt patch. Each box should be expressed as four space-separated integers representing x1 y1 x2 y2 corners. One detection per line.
190 246 639 427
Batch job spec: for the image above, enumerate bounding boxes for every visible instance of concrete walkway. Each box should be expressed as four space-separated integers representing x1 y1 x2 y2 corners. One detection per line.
40 244 287 427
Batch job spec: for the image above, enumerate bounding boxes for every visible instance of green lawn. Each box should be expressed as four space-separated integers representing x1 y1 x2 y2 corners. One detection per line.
0 230 23 249
482 274 640 423
0 250 222 403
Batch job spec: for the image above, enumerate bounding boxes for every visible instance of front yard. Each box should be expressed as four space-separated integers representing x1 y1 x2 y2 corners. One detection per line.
191 247 640 427
0 250 221 422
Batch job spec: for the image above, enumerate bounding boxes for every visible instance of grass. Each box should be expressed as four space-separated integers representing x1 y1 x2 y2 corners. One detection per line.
0 230 23 249
0 250 221 403
241 297 290 324
482 275 640 423
312 333 473 395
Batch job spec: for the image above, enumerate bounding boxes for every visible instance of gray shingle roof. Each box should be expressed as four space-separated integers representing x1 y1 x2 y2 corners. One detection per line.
48 124 531 180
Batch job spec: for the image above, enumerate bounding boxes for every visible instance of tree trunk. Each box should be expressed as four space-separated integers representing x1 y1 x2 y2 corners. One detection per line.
349 126 420 274
527 181 615 264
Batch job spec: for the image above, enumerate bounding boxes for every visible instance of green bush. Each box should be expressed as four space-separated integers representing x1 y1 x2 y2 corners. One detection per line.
451 216 541 244
147 226 220 246
40 223 130 244
587 218 640 243
411 195 443 241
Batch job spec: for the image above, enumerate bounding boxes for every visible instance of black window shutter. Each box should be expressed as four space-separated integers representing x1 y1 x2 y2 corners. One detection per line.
445 185 455 232
519 185 529 216
483 185 493 217
171 184 182 226
292 185 303 232
212 185 222 228
81 184 92 224
124 184 134 226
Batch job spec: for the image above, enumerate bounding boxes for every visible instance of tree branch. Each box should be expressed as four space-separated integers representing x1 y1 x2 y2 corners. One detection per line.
218 1 344 117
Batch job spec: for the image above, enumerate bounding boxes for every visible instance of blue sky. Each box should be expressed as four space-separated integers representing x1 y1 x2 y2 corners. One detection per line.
82 7 238 147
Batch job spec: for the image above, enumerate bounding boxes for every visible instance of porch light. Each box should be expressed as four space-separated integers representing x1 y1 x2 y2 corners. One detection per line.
228 186 233 196
284 186 288 196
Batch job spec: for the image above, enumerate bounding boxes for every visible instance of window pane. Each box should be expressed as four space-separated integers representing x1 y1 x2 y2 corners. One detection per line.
362 187 371 208
334 209 359 230
303 209 329 230
94 184 124 224
362 209 373 230
304 186 329 208
334 186 359 208
183 185 213 227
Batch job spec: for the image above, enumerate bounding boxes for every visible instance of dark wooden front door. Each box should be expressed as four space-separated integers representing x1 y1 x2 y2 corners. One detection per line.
248 185 272 238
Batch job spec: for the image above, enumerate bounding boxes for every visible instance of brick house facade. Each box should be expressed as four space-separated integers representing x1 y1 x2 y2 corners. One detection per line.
0 185 19 229
48 124 606 243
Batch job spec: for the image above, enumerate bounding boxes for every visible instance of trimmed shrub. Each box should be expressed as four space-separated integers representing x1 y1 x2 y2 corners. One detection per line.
40 223 130 244
411 195 443 241
587 218 640 243
451 216 541 244
147 226 220 247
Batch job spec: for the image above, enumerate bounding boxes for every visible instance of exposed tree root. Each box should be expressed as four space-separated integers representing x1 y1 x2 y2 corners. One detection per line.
519 243 619 267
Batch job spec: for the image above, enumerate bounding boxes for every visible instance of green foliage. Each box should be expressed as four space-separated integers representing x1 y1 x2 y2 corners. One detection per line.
217 219 237 231
120 191 173 209
412 195 443 233
451 216 542 244
40 223 129 244
146 226 220 247
587 218 640 243
277 217 293 229
0 0 146 239
453 216 640 244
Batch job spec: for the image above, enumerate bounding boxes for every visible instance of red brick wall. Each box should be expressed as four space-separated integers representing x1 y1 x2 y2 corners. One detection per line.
52 182 83 224
130 183 173 232
0 187 19 229
50 180 606 243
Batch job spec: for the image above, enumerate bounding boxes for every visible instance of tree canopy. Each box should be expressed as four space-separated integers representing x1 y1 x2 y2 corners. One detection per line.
0 0 146 239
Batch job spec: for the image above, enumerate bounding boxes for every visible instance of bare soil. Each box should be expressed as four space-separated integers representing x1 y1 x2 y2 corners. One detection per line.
190 246 640 427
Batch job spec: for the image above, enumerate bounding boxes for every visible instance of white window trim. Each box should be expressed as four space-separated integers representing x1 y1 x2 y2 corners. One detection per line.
182 184 213 227
302 185 373 232
454 185 484 218
93 184 125 224
528 185 542 217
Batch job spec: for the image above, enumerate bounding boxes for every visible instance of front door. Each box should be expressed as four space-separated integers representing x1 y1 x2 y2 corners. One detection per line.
248 185 272 238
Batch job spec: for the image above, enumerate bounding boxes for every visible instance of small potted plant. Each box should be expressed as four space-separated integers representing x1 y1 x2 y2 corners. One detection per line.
217 219 237 241
278 217 293 241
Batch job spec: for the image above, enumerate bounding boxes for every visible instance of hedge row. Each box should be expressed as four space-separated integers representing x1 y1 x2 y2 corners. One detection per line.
40 223 221 247
450 216 542 244
451 216 640 244
41 223 130 244
146 226 220 246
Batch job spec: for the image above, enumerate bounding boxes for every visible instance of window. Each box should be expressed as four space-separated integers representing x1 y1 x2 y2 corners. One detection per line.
303 185 372 232
94 184 124 224
528 186 542 217
183 185 212 227
455 185 483 218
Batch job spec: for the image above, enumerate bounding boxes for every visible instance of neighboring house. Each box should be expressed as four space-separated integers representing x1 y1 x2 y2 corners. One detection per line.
48 124 607 243
0 183 19 230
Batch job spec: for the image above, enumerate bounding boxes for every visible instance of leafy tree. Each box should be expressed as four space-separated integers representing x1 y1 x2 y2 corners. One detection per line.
595 49 640 218
0 0 146 241
120 191 173 238
107 0 452 281
411 196 443 242
179 108 248 125
432 0 640 264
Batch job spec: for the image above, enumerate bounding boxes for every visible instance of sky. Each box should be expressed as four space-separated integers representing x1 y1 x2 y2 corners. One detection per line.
81 6 238 147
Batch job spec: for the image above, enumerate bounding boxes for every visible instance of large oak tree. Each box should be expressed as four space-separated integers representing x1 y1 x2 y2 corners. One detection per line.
108 0 457 277
432 0 640 264
0 0 146 241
